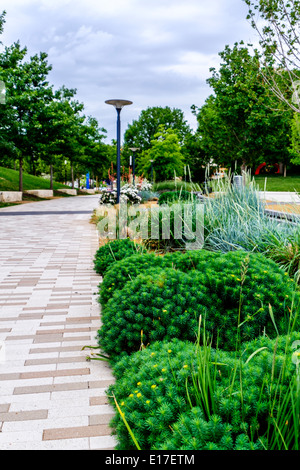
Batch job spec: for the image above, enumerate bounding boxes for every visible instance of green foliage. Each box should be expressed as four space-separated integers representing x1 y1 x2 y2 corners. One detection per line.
93 238 146 277
195 42 293 168
158 190 192 205
107 333 300 449
139 127 184 182
99 253 170 307
144 200 203 252
97 250 299 357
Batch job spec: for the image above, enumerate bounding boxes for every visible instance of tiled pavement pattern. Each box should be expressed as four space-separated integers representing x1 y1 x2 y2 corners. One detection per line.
0 196 117 450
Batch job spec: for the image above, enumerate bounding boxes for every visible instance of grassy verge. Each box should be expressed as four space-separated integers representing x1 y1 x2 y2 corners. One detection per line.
254 175 300 192
0 166 69 192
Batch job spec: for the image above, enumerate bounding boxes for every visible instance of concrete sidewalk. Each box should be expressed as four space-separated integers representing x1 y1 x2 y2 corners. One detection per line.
0 195 116 450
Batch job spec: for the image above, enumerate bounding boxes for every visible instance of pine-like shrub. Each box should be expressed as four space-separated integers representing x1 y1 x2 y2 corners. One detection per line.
93 238 146 276
107 334 300 450
97 250 299 355
99 253 172 307
97 268 211 357
155 408 262 450
99 249 221 307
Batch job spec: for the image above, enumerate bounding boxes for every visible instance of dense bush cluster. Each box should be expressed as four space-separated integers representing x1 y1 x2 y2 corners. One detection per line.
93 238 145 276
93 238 300 450
107 333 300 450
98 248 299 356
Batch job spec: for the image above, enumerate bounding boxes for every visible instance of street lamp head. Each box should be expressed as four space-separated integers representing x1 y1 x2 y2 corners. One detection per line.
129 147 140 152
105 99 133 110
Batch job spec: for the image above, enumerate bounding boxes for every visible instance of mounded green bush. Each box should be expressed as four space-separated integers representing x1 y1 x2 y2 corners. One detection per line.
99 249 221 308
107 333 300 450
99 253 171 307
97 250 299 356
97 267 211 357
93 238 146 277
158 190 193 205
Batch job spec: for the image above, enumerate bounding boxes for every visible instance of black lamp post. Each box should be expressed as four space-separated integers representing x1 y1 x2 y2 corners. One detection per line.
129 147 139 186
105 99 132 203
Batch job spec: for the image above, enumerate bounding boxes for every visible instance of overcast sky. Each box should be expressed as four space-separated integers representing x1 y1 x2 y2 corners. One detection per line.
0 0 258 143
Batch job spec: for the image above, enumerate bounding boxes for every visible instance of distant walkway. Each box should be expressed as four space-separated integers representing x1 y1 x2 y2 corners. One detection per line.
0 195 116 450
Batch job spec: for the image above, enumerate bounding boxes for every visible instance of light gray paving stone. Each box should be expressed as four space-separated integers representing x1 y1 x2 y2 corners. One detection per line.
0 196 115 450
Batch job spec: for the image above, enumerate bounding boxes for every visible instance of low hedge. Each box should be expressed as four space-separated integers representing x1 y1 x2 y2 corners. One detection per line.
107 333 300 450
158 190 193 205
99 253 170 307
97 250 299 356
93 238 146 276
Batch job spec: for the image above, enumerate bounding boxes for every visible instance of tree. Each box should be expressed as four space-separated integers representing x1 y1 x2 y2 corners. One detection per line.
124 106 192 150
194 42 293 173
0 39 53 190
244 0 300 113
139 126 184 181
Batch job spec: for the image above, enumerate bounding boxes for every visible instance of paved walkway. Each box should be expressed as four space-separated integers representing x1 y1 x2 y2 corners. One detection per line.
0 195 116 450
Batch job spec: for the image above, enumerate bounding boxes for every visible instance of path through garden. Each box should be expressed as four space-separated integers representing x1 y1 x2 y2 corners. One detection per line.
0 195 116 450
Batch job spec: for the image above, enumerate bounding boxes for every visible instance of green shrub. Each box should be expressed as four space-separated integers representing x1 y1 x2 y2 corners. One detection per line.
99 253 171 307
97 267 210 357
107 333 300 449
144 200 203 252
100 250 221 308
158 190 193 205
97 250 299 356
93 238 146 276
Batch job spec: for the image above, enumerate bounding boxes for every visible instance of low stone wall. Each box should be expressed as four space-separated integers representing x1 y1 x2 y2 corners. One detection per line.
24 190 53 198
83 189 95 194
56 188 77 196
0 191 23 202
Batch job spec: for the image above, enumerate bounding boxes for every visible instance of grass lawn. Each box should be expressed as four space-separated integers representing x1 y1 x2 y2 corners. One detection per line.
254 174 300 192
0 166 69 192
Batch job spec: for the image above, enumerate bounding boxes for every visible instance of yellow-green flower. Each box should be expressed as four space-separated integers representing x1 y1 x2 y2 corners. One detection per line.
183 364 188 369
161 368 166 372
136 393 142 398
137 382 142 386
129 394 134 398
168 349 172 353
146 400 150 404
151 384 157 389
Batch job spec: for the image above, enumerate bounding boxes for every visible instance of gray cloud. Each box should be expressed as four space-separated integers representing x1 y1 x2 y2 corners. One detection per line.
0 0 258 142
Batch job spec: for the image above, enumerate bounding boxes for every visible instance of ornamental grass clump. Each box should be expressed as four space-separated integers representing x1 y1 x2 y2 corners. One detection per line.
158 189 193 205
107 332 300 450
93 238 146 277
203 174 298 257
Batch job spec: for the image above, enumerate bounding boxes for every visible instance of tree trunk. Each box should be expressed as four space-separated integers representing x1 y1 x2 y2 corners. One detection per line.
19 158 23 192
279 162 284 175
71 164 74 189
50 164 53 190
284 164 287 178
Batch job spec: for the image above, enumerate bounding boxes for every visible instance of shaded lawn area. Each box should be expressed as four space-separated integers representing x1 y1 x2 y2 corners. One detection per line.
0 166 68 191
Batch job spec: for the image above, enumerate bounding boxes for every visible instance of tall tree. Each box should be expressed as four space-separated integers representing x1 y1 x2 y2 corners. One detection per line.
244 0 300 112
195 42 293 172
138 126 184 181
0 41 53 190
